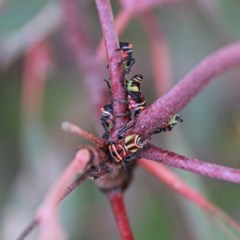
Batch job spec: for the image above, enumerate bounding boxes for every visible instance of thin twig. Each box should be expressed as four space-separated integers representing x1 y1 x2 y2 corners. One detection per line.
17 148 92 240
38 148 91 209
16 219 39 240
141 144 240 184
62 121 104 146
35 148 92 239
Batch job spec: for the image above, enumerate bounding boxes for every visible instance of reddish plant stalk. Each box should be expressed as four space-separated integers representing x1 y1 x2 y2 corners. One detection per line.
37 148 91 209
108 190 134 240
131 42 240 137
95 0 129 131
62 0 107 128
62 121 104 146
139 159 240 231
17 148 92 240
139 11 172 95
61 0 93 70
141 144 240 183
21 41 50 120
16 41 50 240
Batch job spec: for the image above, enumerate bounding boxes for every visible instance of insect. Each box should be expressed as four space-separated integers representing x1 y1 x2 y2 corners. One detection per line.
152 114 183 134
125 74 146 115
128 93 146 113
115 75 146 138
101 103 114 139
117 42 136 75
108 134 146 163
125 74 142 97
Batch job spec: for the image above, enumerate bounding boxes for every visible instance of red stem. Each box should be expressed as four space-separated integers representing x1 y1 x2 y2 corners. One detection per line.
95 0 129 132
108 190 134 240
139 159 240 231
62 121 104 146
141 144 240 183
139 11 172 95
132 42 240 137
62 0 107 130
22 41 50 120
61 0 93 70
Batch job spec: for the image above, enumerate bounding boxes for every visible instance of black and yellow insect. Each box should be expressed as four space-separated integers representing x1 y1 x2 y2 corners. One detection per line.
101 103 114 139
108 134 146 163
125 74 142 95
153 114 183 134
117 42 136 75
115 75 147 138
125 74 146 115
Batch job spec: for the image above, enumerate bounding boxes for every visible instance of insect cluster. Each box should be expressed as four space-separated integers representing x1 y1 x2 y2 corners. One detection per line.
100 42 183 164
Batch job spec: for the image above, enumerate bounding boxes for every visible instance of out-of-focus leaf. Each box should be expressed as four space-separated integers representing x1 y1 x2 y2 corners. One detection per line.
0 0 49 35
0 1 60 67
217 0 240 37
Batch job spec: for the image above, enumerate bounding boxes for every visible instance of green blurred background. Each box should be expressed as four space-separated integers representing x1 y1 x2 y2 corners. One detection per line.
0 0 240 239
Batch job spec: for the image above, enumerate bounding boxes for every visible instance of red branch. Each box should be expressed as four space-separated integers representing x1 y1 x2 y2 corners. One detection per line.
141 144 240 183
21 41 50 120
61 0 93 70
62 0 107 129
139 159 240 231
108 190 134 240
132 42 240 137
62 121 104 146
95 0 129 131
139 11 172 95
16 147 93 240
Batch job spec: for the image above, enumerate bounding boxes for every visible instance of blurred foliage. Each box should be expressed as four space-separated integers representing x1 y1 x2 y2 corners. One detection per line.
218 0 240 38
0 0 49 34
0 0 240 239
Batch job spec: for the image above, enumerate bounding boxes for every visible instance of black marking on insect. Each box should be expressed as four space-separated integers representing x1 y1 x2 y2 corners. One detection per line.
108 134 146 163
117 42 136 75
152 114 183 134
125 74 146 116
101 103 114 139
